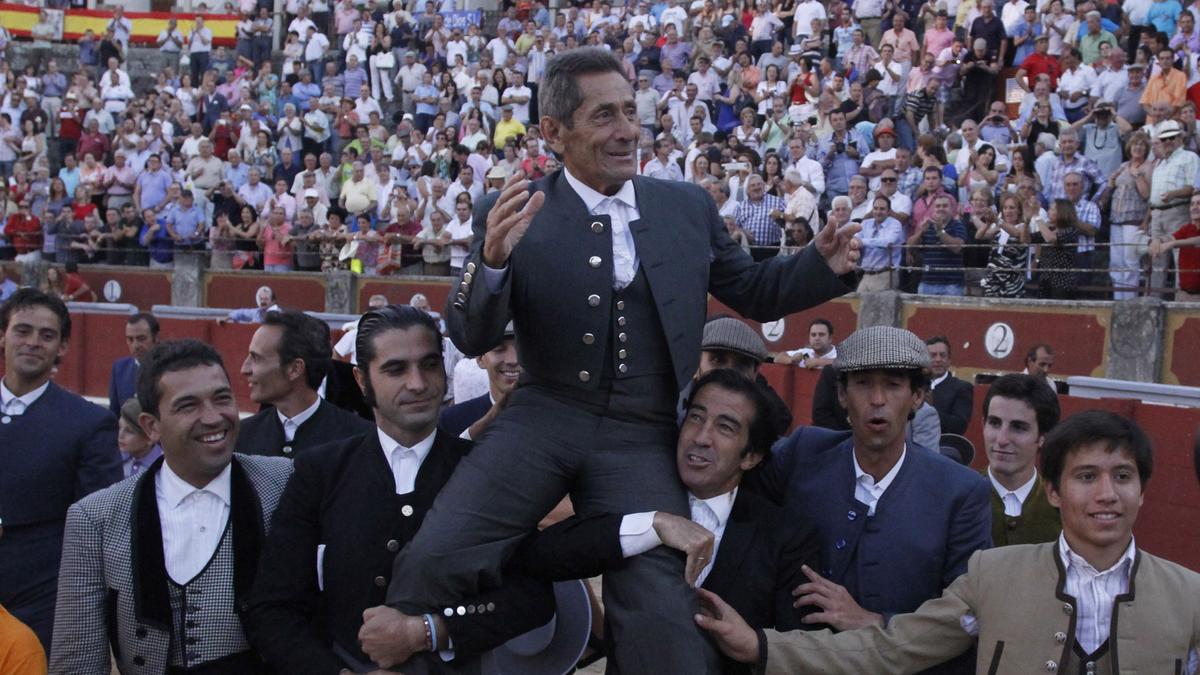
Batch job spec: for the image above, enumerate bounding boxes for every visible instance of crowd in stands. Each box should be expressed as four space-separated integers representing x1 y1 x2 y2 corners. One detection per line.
1 0 1200 296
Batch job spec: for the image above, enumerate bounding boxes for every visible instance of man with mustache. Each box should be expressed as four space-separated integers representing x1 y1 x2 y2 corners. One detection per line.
388 47 862 673
50 340 293 673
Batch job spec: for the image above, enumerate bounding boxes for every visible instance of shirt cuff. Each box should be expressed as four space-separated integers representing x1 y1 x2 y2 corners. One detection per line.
482 262 509 294
458 427 472 441
619 511 661 558
439 638 454 662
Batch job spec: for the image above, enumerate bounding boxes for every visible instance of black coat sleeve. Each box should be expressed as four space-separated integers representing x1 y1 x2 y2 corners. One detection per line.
511 514 626 581
771 518 825 633
244 451 344 674
938 379 975 436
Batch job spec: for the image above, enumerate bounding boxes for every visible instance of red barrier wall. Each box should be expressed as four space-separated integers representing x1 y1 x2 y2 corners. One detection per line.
206 272 328 312
358 278 454 314
707 297 860 354
1164 309 1200 386
77 267 172 309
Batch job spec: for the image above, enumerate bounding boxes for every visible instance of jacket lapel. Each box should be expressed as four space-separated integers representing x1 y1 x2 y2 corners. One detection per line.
131 457 172 630
702 491 757 597
229 457 264 607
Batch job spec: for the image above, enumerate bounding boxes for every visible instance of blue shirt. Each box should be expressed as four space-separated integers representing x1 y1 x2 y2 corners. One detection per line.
1010 20 1042 66
140 218 175 264
343 67 368 99
415 83 440 115
1146 0 1183 35
58 167 80 199
41 73 67 97
224 162 249 191
137 169 173 212
816 130 866 196
857 216 905 272
166 203 206 242
293 81 321 110
920 219 967 285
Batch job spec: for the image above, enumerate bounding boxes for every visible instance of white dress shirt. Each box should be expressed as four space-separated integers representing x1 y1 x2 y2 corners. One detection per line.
987 467 1038 517
157 461 232 585
277 396 322 443
484 167 641 291
618 488 737 587
852 447 906 516
377 428 436 495
0 378 49 418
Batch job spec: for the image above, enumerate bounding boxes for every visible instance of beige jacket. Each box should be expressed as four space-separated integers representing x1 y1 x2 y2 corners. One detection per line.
761 542 1200 675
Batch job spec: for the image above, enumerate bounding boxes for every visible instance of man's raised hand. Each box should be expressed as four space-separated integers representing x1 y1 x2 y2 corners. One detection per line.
482 171 545 268
814 217 862 275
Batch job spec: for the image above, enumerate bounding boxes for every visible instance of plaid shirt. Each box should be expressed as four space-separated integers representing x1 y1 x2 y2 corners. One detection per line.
897 166 923 200
735 193 787 247
1072 198 1101 253
1042 154 1105 202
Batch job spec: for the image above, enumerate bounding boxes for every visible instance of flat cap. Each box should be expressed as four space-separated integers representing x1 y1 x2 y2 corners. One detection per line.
833 326 930 373
701 317 767 363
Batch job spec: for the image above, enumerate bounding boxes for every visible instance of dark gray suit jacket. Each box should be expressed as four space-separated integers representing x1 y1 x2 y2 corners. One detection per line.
447 170 853 392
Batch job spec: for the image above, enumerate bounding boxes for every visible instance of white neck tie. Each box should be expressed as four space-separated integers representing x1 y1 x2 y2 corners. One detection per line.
690 499 719 586
5 398 26 416
283 418 299 443
1003 492 1023 518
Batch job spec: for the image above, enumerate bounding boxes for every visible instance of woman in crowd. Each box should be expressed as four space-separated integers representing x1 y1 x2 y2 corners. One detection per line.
715 70 755 133
18 119 44 174
1032 198 1082 300
755 64 787 117
997 145 1037 197
1021 99 1063 155
962 187 998 294
980 192 1032 297
958 143 999 202
733 106 762 152
1107 132 1152 299
690 153 713 184
761 152 785 196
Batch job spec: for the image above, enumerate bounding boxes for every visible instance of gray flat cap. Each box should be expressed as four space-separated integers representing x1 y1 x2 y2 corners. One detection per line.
834 326 931 373
701 317 767 363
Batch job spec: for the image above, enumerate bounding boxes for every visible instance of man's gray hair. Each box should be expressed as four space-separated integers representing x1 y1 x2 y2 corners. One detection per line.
538 47 625 127
1058 127 1079 142
831 195 852 209
783 168 803 184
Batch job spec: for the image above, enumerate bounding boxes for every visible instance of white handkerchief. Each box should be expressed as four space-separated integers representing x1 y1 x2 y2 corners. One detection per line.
316 544 326 591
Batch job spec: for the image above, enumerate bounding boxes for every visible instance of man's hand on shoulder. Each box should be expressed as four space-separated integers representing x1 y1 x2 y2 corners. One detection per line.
482 171 545 268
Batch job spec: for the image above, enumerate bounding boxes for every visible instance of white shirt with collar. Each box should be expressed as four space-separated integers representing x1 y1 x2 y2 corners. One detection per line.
157 461 232 585
930 371 950 390
987 467 1038 517
277 396 322 443
618 488 737 587
0 378 50 417
852 447 906 516
377 428 436 495
484 166 641 291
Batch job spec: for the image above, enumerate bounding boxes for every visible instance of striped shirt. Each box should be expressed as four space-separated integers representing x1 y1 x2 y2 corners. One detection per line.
919 219 967 285
735 193 787 247
1059 533 1134 654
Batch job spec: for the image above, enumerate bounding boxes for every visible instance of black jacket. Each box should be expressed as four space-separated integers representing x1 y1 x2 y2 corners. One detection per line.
245 431 554 673
438 394 491 439
930 374 974 435
516 489 823 674
236 398 373 457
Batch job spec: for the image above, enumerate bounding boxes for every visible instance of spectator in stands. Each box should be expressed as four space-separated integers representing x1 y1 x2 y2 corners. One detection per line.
853 195 905 291
218 285 281 325
237 310 371 457
1149 192 1200 301
50 340 292 674
107 311 160 418
0 289 120 649
735 173 786 261
981 373 1062 547
926 335 975 435
908 193 967 296
1148 121 1199 298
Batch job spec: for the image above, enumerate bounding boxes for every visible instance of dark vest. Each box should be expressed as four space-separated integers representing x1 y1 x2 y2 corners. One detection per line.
986 472 1061 547
523 264 677 425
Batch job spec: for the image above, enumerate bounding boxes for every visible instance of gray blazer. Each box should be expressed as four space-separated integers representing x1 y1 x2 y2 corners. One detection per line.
50 454 292 675
447 170 852 390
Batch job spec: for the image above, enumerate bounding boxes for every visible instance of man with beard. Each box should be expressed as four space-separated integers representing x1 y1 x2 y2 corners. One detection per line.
50 340 293 673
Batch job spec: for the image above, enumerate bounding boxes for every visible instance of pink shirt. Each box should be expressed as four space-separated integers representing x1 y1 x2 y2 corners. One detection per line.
880 28 920 64
262 222 294 267
923 27 954 59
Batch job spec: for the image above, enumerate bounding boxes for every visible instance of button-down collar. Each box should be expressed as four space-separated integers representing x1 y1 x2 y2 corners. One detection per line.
159 459 232 511
988 467 1039 516
0 378 50 415
277 396 322 442
930 371 950 389
1058 532 1135 581
853 446 907 516
689 488 736 532
378 427 436 494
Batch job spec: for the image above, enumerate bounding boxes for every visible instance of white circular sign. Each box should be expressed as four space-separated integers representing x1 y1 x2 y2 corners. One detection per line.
103 280 122 303
761 319 786 343
984 322 1014 359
